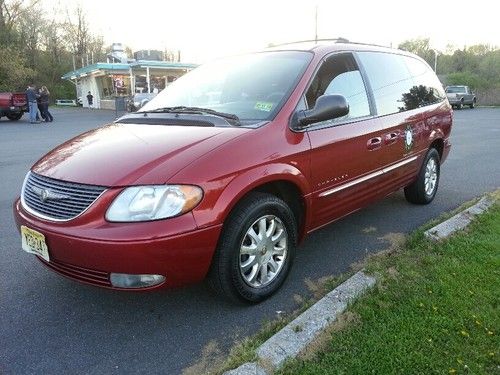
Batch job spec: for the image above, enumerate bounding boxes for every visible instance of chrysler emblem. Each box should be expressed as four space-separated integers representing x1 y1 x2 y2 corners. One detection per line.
30 186 70 203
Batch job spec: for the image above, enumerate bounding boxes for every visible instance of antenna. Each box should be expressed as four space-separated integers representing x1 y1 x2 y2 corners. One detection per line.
314 5 318 43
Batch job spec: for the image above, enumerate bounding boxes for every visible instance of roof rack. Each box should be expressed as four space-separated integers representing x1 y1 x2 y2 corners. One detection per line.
270 38 350 47
269 38 391 50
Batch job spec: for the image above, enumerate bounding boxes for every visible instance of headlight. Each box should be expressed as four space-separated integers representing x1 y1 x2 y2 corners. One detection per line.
106 185 203 222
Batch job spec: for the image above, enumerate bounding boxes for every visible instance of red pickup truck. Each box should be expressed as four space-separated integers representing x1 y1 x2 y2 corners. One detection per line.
0 92 28 121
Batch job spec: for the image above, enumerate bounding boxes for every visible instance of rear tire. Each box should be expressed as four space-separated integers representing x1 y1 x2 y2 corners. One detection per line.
404 148 440 205
208 192 297 303
6 112 23 121
469 99 475 109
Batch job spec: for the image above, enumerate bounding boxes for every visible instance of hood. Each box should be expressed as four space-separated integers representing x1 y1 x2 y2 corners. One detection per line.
32 123 247 186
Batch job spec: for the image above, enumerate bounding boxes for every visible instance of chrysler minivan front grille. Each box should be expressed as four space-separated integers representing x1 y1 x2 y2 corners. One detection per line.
22 172 106 221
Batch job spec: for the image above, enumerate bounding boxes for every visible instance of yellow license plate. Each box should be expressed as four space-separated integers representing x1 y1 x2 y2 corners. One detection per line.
21 226 50 262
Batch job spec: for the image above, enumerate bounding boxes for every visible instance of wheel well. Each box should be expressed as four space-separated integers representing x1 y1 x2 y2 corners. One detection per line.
251 181 306 240
430 139 444 160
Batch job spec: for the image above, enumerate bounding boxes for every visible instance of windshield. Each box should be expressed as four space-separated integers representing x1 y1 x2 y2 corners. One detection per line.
446 86 466 93
140 51 312 124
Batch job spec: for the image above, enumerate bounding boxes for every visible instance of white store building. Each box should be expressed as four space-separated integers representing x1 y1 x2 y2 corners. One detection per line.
62 60 197 110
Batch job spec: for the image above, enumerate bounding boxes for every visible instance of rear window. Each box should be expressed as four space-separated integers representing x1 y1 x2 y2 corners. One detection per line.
402 56 446 108
446 86 466 93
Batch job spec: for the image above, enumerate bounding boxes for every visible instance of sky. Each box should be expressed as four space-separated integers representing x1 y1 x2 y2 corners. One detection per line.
48 0 500 63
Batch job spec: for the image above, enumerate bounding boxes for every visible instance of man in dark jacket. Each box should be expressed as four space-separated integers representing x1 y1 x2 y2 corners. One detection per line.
26 84 39 124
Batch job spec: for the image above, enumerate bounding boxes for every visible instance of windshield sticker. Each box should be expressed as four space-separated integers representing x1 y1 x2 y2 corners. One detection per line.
254 102 273 112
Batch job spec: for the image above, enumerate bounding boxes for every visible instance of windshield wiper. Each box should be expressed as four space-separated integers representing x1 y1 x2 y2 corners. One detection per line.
141 106 241 126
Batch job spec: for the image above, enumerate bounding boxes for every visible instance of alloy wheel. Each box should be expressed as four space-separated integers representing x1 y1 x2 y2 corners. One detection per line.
239 215 288 288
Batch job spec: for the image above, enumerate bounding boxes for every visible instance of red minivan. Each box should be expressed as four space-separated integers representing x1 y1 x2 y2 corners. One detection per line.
14 41 452 302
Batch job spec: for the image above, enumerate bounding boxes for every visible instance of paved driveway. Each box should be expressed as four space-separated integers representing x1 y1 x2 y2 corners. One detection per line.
1 107 499 374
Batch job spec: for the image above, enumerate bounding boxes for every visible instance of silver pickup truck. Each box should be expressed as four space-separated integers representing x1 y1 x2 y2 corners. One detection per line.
446 85 476 109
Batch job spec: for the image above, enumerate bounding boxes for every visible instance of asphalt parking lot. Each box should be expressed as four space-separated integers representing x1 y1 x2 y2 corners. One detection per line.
1 107 499 374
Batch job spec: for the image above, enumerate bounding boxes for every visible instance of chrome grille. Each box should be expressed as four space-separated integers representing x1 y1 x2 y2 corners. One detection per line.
22 172 106 221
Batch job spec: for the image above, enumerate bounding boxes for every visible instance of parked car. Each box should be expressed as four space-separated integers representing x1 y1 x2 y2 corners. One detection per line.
14 41 452 303
127 93 157 112
0 92 27 121
445 85 476 109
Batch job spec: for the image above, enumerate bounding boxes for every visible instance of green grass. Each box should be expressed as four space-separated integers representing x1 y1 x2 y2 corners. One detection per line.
217 317 290 373
279 203 500 375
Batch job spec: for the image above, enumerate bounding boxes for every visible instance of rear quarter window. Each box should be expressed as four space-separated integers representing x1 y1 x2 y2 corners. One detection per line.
403 56 446 106
357 51 414 116
357 52 446 116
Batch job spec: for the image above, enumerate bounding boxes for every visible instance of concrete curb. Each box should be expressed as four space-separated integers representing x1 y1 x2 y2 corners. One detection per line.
424 196 494 241
224 362 268 375
225 194 496 375
224 271 376 374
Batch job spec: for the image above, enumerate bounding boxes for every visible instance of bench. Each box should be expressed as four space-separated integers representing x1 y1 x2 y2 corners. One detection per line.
55 99 77 106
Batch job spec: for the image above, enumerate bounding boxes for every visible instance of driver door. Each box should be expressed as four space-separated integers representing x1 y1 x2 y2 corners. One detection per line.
305 53 384 230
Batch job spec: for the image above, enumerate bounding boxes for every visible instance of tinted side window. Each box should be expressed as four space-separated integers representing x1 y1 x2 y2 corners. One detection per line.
305 53 370 124
403 56 446 107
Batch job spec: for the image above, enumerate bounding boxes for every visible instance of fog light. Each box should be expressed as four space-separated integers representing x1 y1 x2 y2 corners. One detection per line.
110 273 165 288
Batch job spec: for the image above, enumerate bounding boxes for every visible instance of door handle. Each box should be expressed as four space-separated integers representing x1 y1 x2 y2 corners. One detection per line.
367 137 382 150
384 132 399 145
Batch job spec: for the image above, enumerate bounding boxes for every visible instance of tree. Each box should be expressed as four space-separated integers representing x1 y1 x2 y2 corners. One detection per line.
398 38 434 67
446 72 484 90
0 0 104 99
478 50 500 87
17 3 46 69
64 5 91 68
63 5 105 68
467 44 493 56
0 0 23 45
0 46 35 91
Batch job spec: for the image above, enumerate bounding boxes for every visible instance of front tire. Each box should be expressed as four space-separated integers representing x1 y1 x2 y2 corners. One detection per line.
6 112 23 121
208 192 297 303
404 148 440 205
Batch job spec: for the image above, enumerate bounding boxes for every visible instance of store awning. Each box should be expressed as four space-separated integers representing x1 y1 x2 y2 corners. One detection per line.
62 61 198 80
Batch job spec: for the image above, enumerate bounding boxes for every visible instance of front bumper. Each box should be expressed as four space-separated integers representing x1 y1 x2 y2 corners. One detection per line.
13 198 222 290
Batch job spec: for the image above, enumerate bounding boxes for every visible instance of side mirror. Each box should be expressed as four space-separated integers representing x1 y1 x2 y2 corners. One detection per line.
292 94 349 129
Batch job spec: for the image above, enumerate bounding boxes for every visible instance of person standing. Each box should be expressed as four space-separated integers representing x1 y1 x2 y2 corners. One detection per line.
39 86 53 122
26 84 39 124
86 91 94 109
36 88 46 122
